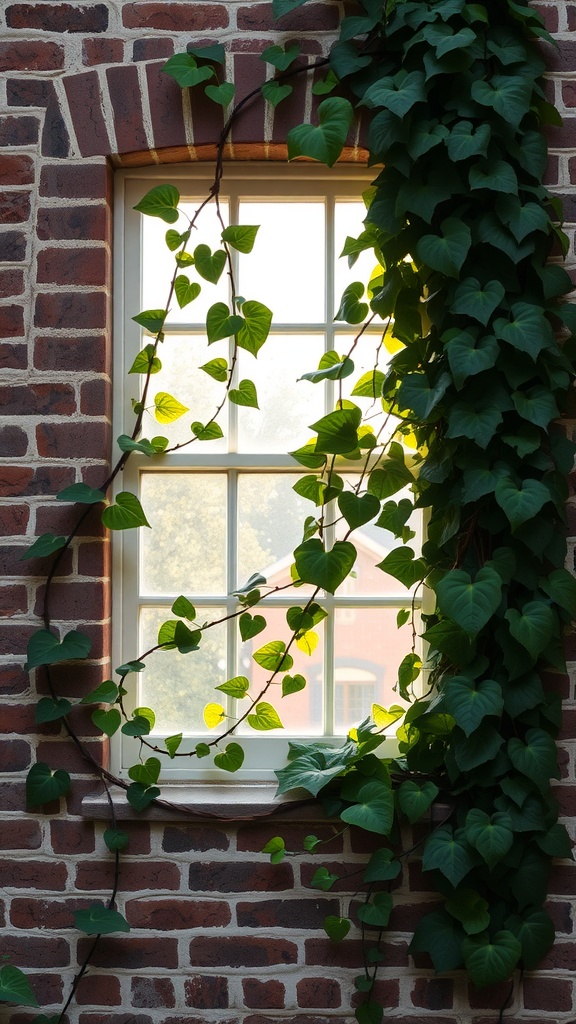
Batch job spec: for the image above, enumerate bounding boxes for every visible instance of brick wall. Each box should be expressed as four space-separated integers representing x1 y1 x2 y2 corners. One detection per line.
0 2 575 1023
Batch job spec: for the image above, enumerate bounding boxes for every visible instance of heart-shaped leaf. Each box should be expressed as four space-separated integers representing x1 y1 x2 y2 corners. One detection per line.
294 539 357 594
397 779 439 823
357 892 393 927
416 217 472 278
74 904 130 936
334 282 369 324
261 80 293 106
508 728 560 788
92 708 121 737
462 930 522 987
443 677 503 736
35 697 71 724
505 601 556 659
340 780 394 835
0 965 39 1007
221 224 259 254
363 848 402 883
214 742 245 772
451 278 505 325
193 244 226 283
239 612 266 641
216 675 250 699
128 757 161 786
495 478 550 532
26 628 92 670
203 702 226 729
444 331 499 389
229 379 259 408
236 300 272 356
174 275 201 309
253 641 293 672
206 302 244 342
282 673 307 697
205 82 235 106
126 783 161 812
21 533 67 560
153 392 189 424
247 702 283 730
287 97 354 168
445 888 490 936
26 762 71 807
161 53 214 88
103 828 130 852
465 809 514 868
134 183 180 223
337 490 380 529
436 566 502 634
102 492 150 531
56 483 105 504
261 43 301 71
362 69 426 117
422 825 476 887
323 915 351 943
505 908 555 970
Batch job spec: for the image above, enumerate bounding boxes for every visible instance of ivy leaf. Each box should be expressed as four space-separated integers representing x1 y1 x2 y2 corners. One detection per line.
134 184 180 224
261 43 300 71
126 783 160 812
253 641 293 673
261 80 293 106
206 302 244 342
508 728 560 788
469 158 518 194
462 931 522 987
445 889 490 936
204 82 235 107
437 566 502 635
505 908 555 969
368 462 413 499
214 742 245 772
324 916 351 943
158 620 201 653
21 533 67 560
443 677 503 736
102 492 150 530
446 120 491 161
174 275 201 309
294 539 357 594
362 70 426 117
465 809 514 868
92 708 121 737
311 407 361 454
247 702 284 730
128 757 161 787
26 762 71 807
472 74 532 129
410 910 465 972
153 392 189 423
193 244 226 284
221 225 259 254
26 628 92 670
334 282 369 324
262 836 286 863
161 52 214 88
282 673 306 697
422 826 476 887
200 357 228 381
539 568 576 617
57 483 105 504
494 302 555 359
363 848 402 883
396 371 451 419
35 696 72 724
351 368 384 397
337 491 380 530
495 478 550 531
287 97 354 168
496 197 549 242
132 309 167 334
0 965 39 1007
81 680 119 704
216 676 250 699
357 892 393 928
377 548 427 588
397 780 439 823
236 300 272 356
340 780 394 836
229 379 259 408
311 867 339 890
239 613 266 641
74 904 130 936
453 723 504 772
416 217 472 278
512 386 558 429
451 278 505 325
103 828 130 852
505 602 556 660
445 332 499 390
203 703 226 729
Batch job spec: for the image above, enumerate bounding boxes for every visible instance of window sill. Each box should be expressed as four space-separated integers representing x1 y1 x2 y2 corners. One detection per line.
81 782 321 822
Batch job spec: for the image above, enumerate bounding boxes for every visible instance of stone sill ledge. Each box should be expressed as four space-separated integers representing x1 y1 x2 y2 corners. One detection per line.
81 783 321 822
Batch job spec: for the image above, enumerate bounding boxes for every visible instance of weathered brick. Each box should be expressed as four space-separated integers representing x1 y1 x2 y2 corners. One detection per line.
522 976 573 1011
41 163 109 200
0 935 70 968
36 421 109 460
0 819 41 850
75 974 122 1006
411 978 454 1011
162 824 229 852
237 2 339 30
37 205 108 241
80 378 111 416
35 291 107 330
0 114 39 146
0 191 30 224
0 230 26 262
107 65 148 153
189 936 298 968
0 859 68 890
131 977 176 1008
6 4 109 32
133 38 174 61
63 73 112 158
26 973 64 1007
185 976 228 1010
0 303 24 337
126 897 230 930
76 859 180 892
244 980 285 1010
0 584 27 614
77 539 110 579
0 464 75 496
188 861 293 891
146 60 186 151
0 383 76 416
0 268 24 297
83 36 124 65
122 3 228 30
0 155 34 186
0 425 28 456
10 897 86 929
78 936 179 969
50 819 95 855
237 898 338 929
0 662 28 693
37 247 108 286
297 978 340 1009
0 41 64 72
34 334 109 373
0 341 26 367
305 938 409 969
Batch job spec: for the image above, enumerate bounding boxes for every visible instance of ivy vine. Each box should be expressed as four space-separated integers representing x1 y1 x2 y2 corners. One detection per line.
4 0 576 1020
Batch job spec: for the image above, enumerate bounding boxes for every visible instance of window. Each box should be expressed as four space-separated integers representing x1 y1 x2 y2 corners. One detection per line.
113 164 422 781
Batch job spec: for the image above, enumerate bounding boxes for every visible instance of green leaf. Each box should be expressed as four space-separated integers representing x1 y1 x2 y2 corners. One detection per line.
324 915 351 943
102 491 150 531
191 420 224 441
56 483 105 504
312 70 339 96
261 80 293 106
261 43 300 70
132 308 167 334
92 707 121 737
351 369 384 398
103 828 130 852
445 332 499 390
26 762 71 807
463 931 522 987
247 702 284 730
472 74 532 129
262 836 286 865
200 357 228 381
287 97 354 168
453 722 504 771
469 158 518 194
422 826 476 887
396 371 451 419
495 302 555 359
165 733 183 758
362 70 426 117
161 52 214 88
236 300 272 356
446 401 503 447
21 533 67 560
369 462 413 499
445 889 490 936
451 278 505 325
206 302 244 343
26 628 92 671
512 386 558 429
311 866 339 891
35 696 71 724
334 282 368 324
443 677 503 736
126 782 160 812
337 491 380 530
195 742 211 758
300 352 355 384
134 184 180 224
436 567 502 635
397 780 439 823
505 909 555 969
221 225 259 254
357 891 393 928
275 747 355 797
505 602 556 660
294 539 357 594
117 435 167 456
216 675 250 699
81 679 119 704
205 82 235 106
410 910 465 973
253 641 293 673
377 548 426 589
214 742 245 772
158 620 201 654
417 217 472 278
165 228 186 251
446 120 490 161
229 379 258 408
0 965 39 1008
465 809 513 868
239 612 266 641
310 407 361 455
174 275 201 309
363 848 402 883
495 478 550 532
129 345 161 375
340 780 394 836
187 43 225 64
508 728 560 788
282 673 306 697
128 757 161 786
171 595 196 620
540 568 576 616
74 903 130 935
152 392 188 424
193 244 226 283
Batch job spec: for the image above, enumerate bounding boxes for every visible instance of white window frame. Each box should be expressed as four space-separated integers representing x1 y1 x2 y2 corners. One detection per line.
112 163 424 782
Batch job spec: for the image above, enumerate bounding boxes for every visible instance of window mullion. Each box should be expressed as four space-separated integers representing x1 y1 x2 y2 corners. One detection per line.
227 468 239 719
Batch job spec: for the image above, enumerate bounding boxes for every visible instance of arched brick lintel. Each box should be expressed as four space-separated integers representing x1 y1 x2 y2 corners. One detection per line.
56 57 368 162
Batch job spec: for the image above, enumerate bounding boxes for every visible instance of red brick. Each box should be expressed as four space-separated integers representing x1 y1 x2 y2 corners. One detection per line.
237 898 338 929
34 291 107 329
0 542 71 577
0 383 76 416
37 204 108 241
0 584 27 614
81 378 111 416
0 303 24 337
532 2 558 32
0 230 27 261
305 938 409 969
0 623 38 658
272 61 309 146
0 780 26 810
83 37 124 65
122 3 228 30
162 824 230 852
189 936 297 968
522 976 573 1011
237 2 339 30
411 978 454 1011
185 976 228 1009
0 424 28 455
77 539 110 578
126 897 230 930
26 973 64 1006
36 500 102 538
0 268 24 297
0 935 70 968
76 860 180 892
10 897 87 929
0 737 32 770
188 860 293 891
0 662 28 693
131 977 176 1008
35 579 109 620
189 77 224 146
468 981 518 1010
40 162 109 200
0 819 41 850
36 737 107 775
0 41 64 72
34 334 109 373
37 247 108 286
36 421 109 459
51 819 95 854
0 115 39 146
75 974 122 1006
297 979 340 1009
244 980 285 1009
0 859 68 890
78 936 178 969
107 65 148 154
63 72 112 158
133 38 174 61
0 155 34 185
0 191 31 224
146 60 186 151
6 4 109 31
0 504 29 534
232 53 268 143
0 341 26 367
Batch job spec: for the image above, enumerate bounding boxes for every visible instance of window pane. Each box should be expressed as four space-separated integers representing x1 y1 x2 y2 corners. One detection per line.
237 335 324 453
139 606 226 734
334 200 381 320
142 200 229 324
140 473 227 595
237 606 325 735
238 201 325 323
237 473 312 590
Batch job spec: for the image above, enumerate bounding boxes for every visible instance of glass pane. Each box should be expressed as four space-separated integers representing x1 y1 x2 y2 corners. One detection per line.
333 606 415 731
139 606 226 734
237 335 325 453
140 473 227 595
237 473 313 590
140 334 228 450
334 200 382 321
237 606 325 735
142 200 229 325
238 201 325 323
